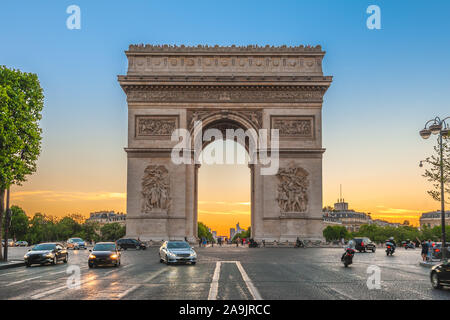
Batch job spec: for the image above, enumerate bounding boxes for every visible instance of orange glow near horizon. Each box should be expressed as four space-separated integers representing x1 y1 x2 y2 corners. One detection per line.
9 140 443 232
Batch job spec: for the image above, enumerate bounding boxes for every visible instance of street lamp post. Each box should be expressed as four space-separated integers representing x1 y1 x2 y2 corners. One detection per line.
420 116 450 262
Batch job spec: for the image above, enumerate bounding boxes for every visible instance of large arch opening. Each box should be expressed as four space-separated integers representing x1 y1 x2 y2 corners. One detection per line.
197 139 251 243
192 115 257 243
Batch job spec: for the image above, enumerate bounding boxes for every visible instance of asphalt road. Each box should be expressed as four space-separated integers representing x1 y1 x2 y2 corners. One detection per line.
1 246 449 300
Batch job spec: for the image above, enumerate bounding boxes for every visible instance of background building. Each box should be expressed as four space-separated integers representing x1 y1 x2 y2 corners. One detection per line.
86 211 126 226
323 199 372 232
419 211 450 228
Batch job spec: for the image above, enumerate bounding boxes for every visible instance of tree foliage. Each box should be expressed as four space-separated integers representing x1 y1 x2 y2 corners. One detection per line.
197 221 213 242
324 223 450 244
323 226 349 242
0 66 44 259
422 136 450 204
100 223 125 241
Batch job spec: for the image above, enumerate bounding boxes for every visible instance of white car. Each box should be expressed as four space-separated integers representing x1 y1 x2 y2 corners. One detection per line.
15 241 28 247
159 241 197 265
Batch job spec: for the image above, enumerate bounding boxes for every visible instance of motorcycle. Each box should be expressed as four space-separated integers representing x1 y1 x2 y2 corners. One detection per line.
341 247 355 267
248 239 259 248
295 238 305 248
404 243 415 250
385 242 395 256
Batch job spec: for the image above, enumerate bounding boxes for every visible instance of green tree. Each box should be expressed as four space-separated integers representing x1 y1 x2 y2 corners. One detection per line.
80 221 101 243
0 66 44 259
421 137 450 204
197 222 213 242
8 206 28 240
100 223 125 241
323 226 349 242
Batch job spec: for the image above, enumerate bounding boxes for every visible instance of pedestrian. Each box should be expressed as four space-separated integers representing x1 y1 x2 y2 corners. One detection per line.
421 240 428 262
236 237 240 247
198 238 202 247
427 239 433 261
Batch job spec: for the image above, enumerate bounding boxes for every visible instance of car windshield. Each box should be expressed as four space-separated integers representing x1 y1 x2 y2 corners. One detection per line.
167 242 190 249
93 244 116 251
71 238 83 242
32 244 56 251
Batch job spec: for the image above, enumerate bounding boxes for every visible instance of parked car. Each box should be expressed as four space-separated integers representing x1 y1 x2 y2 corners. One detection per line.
431 242 450 260
67 237 87 250
88 242 121 268
116 238 147 250
430 261 450 289
15 240 28 247
24 243 68 267
353 237 376 253
159 240 197 265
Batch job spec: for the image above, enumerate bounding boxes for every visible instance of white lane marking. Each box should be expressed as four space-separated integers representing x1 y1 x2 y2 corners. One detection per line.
208 262 222 300
6 276 42 286
30 275 96 299
0 270 27 277
235 261 262 300
104 264 131 276
118 268 166 300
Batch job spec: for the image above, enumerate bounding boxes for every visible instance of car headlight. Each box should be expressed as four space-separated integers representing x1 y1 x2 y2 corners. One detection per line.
89 254 96 259
45 252 54 257
110 254 118 259
167 251 176 257
190 251 197 257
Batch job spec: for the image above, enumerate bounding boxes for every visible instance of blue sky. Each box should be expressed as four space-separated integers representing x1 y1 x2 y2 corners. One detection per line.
1 0 450 223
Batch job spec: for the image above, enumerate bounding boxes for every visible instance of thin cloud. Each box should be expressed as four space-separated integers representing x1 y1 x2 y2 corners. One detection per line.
377 207 423 214
11 190 126 202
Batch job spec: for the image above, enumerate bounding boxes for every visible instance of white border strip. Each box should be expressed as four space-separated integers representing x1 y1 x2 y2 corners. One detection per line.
208 261 221 300
235 261 262 300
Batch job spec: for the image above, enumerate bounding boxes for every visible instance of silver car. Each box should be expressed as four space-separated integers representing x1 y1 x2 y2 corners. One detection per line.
159 241 197 265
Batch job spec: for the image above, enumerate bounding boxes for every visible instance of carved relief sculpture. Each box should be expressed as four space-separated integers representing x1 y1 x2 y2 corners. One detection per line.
141 165 171 213
271 116 313 138
136 116 178 138
276 166 309 213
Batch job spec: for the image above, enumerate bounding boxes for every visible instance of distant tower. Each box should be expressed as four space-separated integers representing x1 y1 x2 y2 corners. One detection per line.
334 184 349 211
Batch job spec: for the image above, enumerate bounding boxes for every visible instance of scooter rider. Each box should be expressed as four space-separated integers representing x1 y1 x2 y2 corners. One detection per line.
341 239 355 261
386 236 397 248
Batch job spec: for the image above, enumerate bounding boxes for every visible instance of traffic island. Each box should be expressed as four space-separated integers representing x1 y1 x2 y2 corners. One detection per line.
0 260 25 270
419 261 440 268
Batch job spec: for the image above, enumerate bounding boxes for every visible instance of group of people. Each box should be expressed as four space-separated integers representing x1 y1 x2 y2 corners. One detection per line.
421 239 435 262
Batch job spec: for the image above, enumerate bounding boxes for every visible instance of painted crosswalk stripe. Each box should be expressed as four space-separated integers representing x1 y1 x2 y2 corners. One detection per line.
6 276 42 286
118 268 166 299
208 262 221 300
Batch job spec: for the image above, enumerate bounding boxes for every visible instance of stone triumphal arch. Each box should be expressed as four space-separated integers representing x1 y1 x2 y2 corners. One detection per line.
118 44 332 242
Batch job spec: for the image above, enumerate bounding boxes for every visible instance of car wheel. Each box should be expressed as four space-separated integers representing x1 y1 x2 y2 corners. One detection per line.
25 263 31 268
431 272 442 289
372 248 376 253
63 255 68 263
52 256 57 265
88 262 94 268
191 262 196 265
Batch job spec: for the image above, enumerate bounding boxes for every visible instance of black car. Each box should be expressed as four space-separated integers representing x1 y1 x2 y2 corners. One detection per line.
353 237 376 253
431 242 450 260
116 238 147 250
431 261 450 289
24 243 68 267
88 242 121 268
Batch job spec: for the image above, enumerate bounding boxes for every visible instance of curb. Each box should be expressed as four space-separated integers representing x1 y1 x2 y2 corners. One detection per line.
0 261 25 270
419 261 438 268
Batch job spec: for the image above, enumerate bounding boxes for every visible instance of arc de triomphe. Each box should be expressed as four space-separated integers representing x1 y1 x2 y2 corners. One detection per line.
118 44 332 242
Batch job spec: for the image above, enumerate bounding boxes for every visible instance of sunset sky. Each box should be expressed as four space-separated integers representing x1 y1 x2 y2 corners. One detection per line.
2 1 450 236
